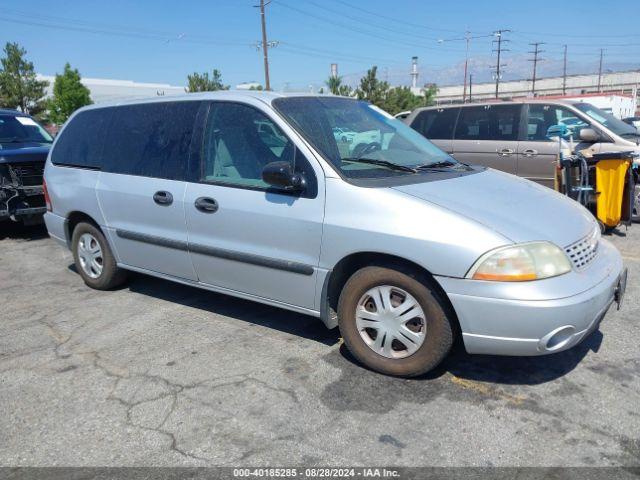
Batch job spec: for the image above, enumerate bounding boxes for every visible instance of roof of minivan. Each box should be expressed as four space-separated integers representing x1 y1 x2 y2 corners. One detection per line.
0 108 26 116
412 98 585 113
75 91 355 112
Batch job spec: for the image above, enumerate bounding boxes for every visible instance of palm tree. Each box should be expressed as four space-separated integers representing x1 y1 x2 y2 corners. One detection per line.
325 75 343 95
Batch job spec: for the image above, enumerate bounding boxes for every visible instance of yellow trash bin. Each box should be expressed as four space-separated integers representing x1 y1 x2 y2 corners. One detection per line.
595 159 631 227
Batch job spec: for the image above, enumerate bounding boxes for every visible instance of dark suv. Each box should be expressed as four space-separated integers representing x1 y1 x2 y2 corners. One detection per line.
0 109 53 225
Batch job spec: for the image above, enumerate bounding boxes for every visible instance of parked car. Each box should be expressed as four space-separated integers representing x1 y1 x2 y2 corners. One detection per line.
0 109 52 225
622 116 640 129
44 92 626 377
406 100 640 222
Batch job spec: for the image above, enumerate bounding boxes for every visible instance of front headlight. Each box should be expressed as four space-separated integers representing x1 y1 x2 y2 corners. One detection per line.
467 241 572 282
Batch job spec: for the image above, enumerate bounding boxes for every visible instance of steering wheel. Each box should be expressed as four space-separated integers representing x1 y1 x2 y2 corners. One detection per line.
352 141 381 159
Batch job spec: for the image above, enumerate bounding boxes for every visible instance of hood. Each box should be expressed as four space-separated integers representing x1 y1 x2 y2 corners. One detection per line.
392 168 596 247
0 145 50 164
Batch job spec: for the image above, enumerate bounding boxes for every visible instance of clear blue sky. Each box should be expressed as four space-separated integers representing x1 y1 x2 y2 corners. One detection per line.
1 0 638 90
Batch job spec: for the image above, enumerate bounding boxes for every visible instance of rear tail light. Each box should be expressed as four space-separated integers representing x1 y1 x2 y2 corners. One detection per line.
43 178 52 212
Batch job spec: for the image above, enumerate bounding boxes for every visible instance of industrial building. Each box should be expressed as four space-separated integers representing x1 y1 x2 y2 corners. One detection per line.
431 70 640 104
36 74 185 104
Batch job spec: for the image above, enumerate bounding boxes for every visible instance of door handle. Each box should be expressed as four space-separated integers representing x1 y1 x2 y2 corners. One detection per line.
153 190 173 206
522 149 538 157
497 148 515 156
194 196 219 213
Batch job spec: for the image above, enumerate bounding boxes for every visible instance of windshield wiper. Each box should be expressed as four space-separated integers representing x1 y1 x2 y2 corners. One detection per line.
342 157 418 173
415 160 459 170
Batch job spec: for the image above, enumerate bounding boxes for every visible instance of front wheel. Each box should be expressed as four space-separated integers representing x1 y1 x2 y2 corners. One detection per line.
338 266 454 377
71 222 127 290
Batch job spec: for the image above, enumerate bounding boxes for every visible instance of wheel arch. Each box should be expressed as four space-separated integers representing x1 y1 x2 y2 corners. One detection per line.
65 211 102 245
320 251 461 336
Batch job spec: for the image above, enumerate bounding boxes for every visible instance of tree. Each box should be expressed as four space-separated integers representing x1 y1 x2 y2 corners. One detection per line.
0 42 48 115
325 75 352 96
47 63 92 124
249 84 264 91
186 69 229 92
355 66 389 107
422 83 438 107
381 86 424 115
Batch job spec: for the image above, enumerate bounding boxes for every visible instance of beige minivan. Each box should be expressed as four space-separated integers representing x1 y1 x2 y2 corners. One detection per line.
406 100 640 220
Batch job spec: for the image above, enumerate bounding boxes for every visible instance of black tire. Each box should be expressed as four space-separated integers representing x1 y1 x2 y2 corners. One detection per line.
338 266 454 377
71 222 127 290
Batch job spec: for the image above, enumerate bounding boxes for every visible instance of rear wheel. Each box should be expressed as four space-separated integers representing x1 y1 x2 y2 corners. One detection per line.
338 266 454 377
71 222 127 290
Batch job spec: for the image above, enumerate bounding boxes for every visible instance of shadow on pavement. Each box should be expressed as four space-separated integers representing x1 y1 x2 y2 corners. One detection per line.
125 272 340 347
0 220 48 241
337 328 603 385
64 255 603 381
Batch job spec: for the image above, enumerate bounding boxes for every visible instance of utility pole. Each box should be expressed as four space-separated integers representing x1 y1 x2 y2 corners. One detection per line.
528 42 545 95
438 31 492 103
597 49 604 93
562 45 568 95
492 29 510 99
469 74 473 103
257 0 271 90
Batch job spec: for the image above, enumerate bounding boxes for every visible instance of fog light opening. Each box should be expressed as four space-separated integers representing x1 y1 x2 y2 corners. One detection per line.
543 326 576 351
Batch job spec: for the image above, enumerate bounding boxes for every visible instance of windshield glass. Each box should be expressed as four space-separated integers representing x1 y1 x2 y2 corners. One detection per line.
573 102 639 137
273 97 456 178
0 114 53 145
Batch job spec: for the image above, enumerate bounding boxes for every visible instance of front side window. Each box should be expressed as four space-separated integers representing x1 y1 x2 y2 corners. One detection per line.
0 115 53 146
201 102 315 194
454 105 521 141
102 101 200 180
273 97 455 180
526 104 589 141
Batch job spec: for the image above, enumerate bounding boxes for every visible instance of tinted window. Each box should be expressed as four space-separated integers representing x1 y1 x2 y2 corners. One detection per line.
51 109 110 168
526 104 589 141
202 102 316 196
454 105 521 141
412 108 458 140
102 101 200 180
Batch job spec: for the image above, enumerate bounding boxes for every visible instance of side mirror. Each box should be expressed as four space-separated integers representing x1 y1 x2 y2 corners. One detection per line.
262 161 306 191
579 127 600 143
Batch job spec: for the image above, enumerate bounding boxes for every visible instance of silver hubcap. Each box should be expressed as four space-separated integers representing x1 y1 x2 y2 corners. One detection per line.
355 285 426 359
77 233 103 279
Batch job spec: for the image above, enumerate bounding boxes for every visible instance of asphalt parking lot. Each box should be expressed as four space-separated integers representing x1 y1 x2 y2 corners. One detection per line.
1 221 639 467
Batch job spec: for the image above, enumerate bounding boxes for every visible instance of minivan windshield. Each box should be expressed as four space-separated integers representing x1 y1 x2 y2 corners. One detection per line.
273 96 458 179
573 102 640 138
0 114 53 145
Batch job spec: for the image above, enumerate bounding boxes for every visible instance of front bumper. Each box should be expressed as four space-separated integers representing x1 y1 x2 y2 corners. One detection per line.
435 239 624 356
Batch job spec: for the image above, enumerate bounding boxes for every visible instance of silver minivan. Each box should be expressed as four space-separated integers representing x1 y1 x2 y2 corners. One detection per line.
44 92 626 376
406 100 640 220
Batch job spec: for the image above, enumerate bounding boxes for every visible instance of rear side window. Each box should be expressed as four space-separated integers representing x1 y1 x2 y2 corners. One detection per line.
411 108 458 140
102 101 200 180
454 105 522 141
51 109 111 169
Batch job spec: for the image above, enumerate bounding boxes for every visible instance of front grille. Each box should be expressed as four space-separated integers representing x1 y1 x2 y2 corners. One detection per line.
565 227 600 270
8 162 44 187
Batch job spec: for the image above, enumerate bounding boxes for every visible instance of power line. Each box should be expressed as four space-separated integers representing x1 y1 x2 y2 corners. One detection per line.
528 42 545 95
